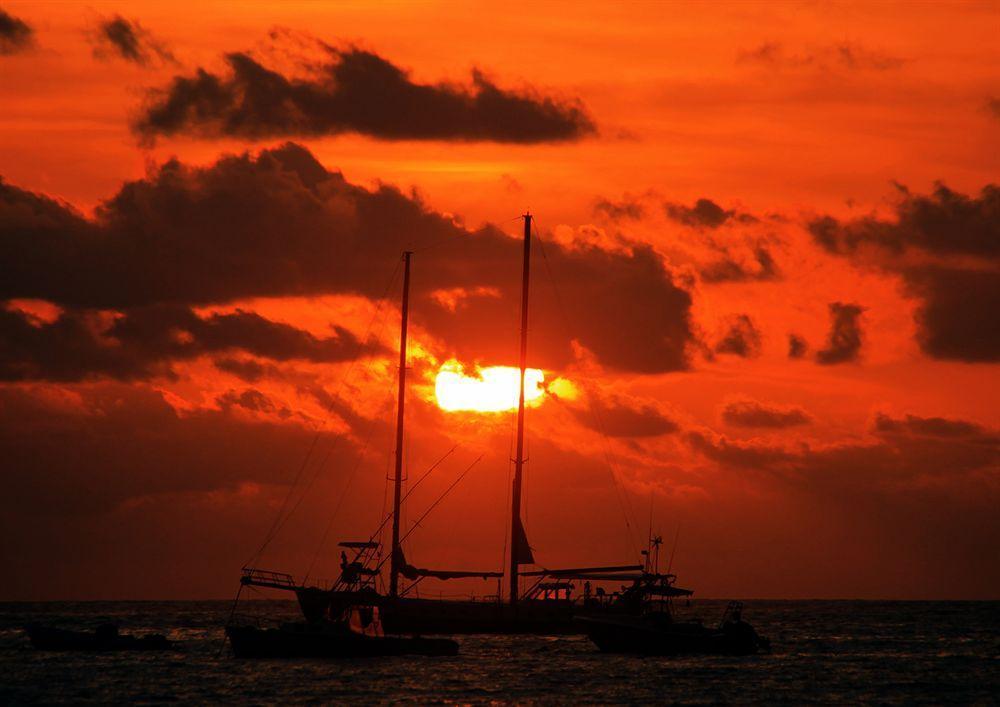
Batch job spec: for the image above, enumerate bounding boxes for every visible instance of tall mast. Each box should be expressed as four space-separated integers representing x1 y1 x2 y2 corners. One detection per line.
509 213 532 606
389 251 412 599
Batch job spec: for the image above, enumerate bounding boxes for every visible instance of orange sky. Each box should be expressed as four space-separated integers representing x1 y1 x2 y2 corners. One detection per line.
0 0 997 600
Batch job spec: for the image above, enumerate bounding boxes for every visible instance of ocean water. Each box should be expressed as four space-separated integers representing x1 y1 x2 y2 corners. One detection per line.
0 600 997 704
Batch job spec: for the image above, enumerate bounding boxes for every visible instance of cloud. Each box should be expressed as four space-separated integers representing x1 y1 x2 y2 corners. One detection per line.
872 412 997 440
0 303 379 381
811 184 999 259
0 143 694 374
0 384 359 515
904 267 1000 362
699 244 779 283
714 314 761 358
788 333 808 359
593 195 644 221
302 383 389 438
0 7 32 55
690 412 998 483
570 390 679 438
214 356 269 382
987 98 1000 121
737 41 904 72
664 198 755 229
810 183 999 362
217 387 292 418
91 15 175 66
816 302 864 365
721 398 811 428
135 46 594 143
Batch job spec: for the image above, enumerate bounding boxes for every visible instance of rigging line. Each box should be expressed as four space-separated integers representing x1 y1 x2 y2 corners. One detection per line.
377 449 391 549
246 259 403 566
291 352 400 570
303 410 385 582
667 524 681 574
402 454 484 543
532 221 642 558
258 290 399 560
249 262 401 565
590 395 643 558
351 445 461 564
373 454 486 574
246 434 320 567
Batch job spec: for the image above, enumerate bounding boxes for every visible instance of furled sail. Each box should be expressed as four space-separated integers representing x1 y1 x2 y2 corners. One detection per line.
513 517 535 565
395 547 503 581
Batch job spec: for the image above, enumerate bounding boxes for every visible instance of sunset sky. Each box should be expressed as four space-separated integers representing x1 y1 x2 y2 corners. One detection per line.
1 1 997 600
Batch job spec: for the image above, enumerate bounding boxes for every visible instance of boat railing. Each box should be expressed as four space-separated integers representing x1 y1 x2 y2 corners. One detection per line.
241 567 297 588
240 567 346 592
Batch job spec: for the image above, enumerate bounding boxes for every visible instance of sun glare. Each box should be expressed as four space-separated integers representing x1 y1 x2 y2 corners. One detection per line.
434 361 546 412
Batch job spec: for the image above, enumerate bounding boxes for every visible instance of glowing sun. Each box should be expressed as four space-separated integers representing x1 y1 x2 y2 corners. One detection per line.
434 360 547 412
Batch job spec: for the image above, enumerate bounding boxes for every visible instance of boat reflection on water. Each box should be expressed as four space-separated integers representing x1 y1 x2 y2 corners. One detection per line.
226 602 458 659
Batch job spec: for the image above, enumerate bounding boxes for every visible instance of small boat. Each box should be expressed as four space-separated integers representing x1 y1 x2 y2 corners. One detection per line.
579 600 770 656
26 623 174 652
226 604 458 659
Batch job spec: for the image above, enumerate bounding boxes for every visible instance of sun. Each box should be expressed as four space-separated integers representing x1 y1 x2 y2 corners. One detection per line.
434 360 547 413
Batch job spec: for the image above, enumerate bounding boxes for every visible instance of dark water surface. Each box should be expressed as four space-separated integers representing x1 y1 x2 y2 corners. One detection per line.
1 600 997 704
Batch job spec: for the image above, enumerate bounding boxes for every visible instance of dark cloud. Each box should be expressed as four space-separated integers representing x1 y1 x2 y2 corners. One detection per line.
699 244 778 283
0 303 378 382
690 412 998 481
810 184 999 259
737 41 904 72
570 391 679 438
905 267 1000 362
91 15 175 66
0 384 358 515
663 199 737 228
214 357 268 382
135 47 594 143
665 198 756 229
816 302 864 365
0 143 695 374
593 196 644 221
0 7 32 55
811 184 999 362
721 398 811 429
684 412 1000 595
873 412 998 441
987 98 1000 121
111 305 378 364
788 334 808 359
714 314 761 358
303 384 389 438
217 387 291 417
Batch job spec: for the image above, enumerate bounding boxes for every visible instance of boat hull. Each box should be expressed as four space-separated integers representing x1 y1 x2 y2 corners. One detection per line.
225 623 458 658
579 616 768 656
381 598 577 635
26 624 173 652
296 589 580 634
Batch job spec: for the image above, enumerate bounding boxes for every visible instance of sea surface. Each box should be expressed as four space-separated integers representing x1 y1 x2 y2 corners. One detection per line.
0 600 997 704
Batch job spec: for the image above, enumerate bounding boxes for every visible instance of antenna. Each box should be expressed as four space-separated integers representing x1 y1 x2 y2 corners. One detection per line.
645 494 654 573
666 525 680 575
